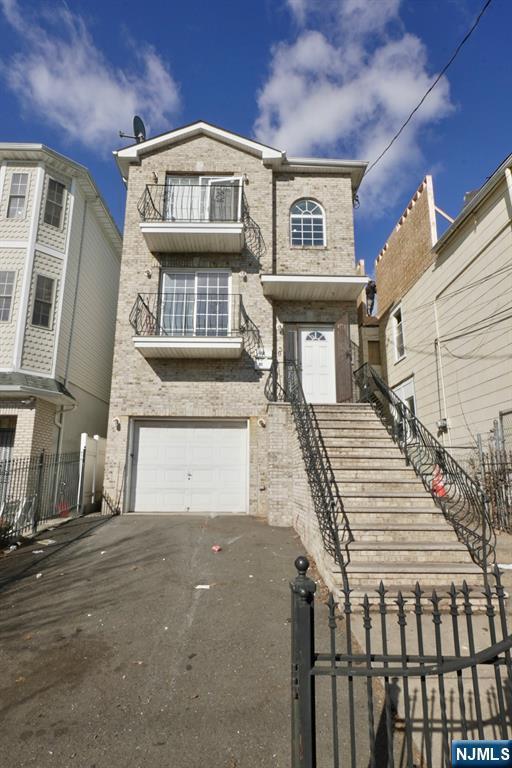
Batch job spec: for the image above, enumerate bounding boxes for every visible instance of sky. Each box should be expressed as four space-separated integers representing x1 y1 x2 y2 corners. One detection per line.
0 0 510 274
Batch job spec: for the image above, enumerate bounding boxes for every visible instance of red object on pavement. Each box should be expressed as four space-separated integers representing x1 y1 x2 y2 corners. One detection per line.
211 544 222 553
432 465 447 497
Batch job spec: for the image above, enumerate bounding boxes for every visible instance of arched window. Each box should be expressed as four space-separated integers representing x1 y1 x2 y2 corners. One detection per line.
305 331 326 341
290 199 325 247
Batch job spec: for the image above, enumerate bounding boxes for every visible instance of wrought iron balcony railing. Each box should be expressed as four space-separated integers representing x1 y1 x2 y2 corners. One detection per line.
129 292 263 357
354 362 495 573
137 183 244 223
265 360 353 583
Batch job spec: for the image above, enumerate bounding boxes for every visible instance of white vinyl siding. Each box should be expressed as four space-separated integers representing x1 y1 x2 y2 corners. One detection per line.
130 421 248 513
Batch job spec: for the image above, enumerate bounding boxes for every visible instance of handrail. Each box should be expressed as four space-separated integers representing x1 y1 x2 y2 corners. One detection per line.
265 361 352 583
129 292 264 359
354 362 495 572
137 183 244 223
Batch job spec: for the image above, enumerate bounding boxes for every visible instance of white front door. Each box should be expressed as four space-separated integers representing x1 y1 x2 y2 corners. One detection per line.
300 326 336 403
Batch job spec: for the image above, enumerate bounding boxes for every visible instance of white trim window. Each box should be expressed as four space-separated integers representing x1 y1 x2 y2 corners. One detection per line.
392 304 405 361
44 179 65 228
0 271 15 321
7 173 28 219
164 175 242 222
32 274 55 328
290 199 325 246
161 271 230 337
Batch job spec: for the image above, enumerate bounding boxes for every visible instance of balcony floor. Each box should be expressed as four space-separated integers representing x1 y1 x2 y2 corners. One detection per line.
133 335 244 359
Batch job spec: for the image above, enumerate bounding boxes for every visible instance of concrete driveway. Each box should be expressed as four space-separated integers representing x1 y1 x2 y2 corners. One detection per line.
0 514 305 768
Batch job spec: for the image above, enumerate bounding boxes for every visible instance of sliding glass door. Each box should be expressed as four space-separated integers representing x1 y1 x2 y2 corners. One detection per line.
161 272 230 337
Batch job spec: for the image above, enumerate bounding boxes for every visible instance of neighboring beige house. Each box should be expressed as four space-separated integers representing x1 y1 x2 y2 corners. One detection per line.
104 121 367 547
362 154 512 465
0 145 122 461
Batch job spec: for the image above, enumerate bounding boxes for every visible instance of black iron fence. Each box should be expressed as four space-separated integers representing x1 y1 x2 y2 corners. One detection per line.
137 182 244 223
291 556 512 768
479 448 512 533
129 292 264 358
0 451 84 544
354 363 495 573
265 361 353 581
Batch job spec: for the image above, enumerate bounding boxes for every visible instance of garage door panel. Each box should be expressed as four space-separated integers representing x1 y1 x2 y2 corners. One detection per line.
130 420 247 513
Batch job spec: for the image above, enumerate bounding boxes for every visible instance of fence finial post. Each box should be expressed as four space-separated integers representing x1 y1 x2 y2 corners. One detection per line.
291 556 317 768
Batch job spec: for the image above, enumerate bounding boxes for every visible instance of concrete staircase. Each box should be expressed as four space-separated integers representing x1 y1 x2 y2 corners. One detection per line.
312 403 484 596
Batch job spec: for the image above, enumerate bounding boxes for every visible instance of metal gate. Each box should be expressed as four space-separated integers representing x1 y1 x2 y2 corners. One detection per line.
291 557 512 768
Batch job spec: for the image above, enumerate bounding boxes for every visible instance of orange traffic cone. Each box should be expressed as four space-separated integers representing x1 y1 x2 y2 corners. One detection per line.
432 464 447 497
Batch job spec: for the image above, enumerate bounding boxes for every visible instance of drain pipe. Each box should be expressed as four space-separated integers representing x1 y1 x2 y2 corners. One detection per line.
55 195 88 457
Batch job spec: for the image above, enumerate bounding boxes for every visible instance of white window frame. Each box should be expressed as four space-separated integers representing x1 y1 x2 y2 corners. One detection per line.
43 178 66 229
164 175 242 222
160 269 232 336
290 198 326 248
392 303 406 362
0 270 16 323
6 172 29 220
31 273 56 330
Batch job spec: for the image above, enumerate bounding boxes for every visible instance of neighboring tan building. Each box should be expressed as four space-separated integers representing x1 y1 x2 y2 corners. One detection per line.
104 121 367 557
363 155 512 465
0 145 122 461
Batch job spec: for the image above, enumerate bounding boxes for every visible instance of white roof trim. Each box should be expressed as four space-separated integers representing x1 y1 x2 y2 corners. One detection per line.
260 275 368 285
433 153 512 253
114 121 367 189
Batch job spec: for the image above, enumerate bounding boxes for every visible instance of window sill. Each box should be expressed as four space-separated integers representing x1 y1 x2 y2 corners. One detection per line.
289 245 328 250
394 354 406 364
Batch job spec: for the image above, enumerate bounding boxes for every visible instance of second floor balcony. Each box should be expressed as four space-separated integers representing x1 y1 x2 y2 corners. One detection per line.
137 180 245 253
129 292 261 359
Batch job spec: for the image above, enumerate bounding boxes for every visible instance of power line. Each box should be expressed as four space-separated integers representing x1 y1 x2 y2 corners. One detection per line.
363 0 494 178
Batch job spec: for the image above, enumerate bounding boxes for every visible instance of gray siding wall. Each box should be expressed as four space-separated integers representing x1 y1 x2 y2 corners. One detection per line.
0 248 25 367
382 174 512 459
21 250 62 373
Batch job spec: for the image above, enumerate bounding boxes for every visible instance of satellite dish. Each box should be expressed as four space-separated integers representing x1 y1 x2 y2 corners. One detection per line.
133 115 146 144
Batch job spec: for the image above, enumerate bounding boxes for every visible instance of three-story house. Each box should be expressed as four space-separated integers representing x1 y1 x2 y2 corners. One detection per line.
105 121 367 565
0 144 121 461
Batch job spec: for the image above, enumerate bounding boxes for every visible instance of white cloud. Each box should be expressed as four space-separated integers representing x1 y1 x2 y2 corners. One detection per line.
255 0 452 214
0 1 180 151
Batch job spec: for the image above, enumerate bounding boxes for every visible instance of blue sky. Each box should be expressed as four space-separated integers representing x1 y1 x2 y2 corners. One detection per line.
0 0 510 274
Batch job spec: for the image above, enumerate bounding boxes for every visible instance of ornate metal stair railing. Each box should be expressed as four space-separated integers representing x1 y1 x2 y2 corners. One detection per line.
354 362 496 572
265 361 353 581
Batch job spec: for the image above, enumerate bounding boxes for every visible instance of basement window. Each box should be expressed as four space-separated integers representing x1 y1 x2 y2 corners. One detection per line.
392 305 405 361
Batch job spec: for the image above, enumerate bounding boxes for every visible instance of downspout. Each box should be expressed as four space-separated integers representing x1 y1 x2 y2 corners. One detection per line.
433 298 450 447
55 196 88 455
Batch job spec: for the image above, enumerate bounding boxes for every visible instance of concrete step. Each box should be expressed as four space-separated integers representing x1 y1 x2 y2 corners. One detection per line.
343 494 436 511
322 437 397 448
328 455 407 468
350 522 459 543
313 417 385 428
334 479 425 493
320 427 390 439
348 541 471 564
331 467 418 481
341 509 443 524
312 404 373 411
344 562 483 590
313 413 382 424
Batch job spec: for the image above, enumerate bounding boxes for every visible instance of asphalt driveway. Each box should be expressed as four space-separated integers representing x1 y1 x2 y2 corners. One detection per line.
0 514 306 768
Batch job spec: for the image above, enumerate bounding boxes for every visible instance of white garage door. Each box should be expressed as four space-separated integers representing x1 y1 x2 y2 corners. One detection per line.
130 420 248 513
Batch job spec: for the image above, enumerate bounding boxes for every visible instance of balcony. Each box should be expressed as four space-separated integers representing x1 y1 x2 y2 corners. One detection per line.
129 292 258 359
137 181 245 253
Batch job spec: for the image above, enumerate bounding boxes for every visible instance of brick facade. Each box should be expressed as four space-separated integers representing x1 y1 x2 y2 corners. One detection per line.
104 128 361 523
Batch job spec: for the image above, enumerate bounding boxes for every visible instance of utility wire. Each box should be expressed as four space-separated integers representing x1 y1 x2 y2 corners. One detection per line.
363 0 494 178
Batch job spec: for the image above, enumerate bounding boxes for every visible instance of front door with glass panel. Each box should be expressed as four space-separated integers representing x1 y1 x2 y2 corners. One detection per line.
299 326 336 403
161 272 230 337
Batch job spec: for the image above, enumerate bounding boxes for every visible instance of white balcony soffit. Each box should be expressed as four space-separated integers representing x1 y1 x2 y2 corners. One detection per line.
260 274 369 301
132 336 244 359
139 222 244 253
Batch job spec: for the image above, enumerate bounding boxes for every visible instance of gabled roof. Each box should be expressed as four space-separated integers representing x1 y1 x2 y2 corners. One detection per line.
113 120 367 190
0 143 122 252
